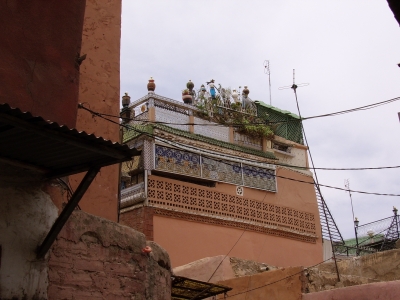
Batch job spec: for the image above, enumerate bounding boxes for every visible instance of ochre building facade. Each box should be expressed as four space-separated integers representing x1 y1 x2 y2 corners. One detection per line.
120 83 322 267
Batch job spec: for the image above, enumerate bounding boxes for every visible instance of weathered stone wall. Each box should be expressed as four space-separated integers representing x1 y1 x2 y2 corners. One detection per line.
305 248 400 293
0 177 58 299
48 210 171 299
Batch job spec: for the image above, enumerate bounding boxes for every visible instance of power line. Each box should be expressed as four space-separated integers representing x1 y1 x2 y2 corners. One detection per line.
302 96 400 121
81 103 400 172
86 95 400 126
80 104 400 197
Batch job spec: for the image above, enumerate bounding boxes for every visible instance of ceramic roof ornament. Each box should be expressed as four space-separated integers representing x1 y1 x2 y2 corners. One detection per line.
121 92 131 108
242 86 249 98
232 89 239 103
186 80 194 92
147 77 156 92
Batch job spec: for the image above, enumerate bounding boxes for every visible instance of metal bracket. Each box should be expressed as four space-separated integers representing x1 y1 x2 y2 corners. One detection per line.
36 166 100 258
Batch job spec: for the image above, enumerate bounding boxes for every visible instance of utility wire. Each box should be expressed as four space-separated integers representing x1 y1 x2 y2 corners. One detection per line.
80 104 400 197
81 105 400 172
102 95 400 125
302 96 400 121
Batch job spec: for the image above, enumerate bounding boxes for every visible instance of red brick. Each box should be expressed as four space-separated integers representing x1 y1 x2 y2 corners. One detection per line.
63 270 93 288
49 259 73 270
48 285 74 300
88 243 109 260
104 293 132 300
72 290 103 300
56 238 86 250
104 262 136 278
119 277 145 294
74 258 104 272
48 268 61 284
134 270 146 281
92 272 121 290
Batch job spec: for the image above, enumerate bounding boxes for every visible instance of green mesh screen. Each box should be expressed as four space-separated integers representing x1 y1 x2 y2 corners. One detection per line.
255 101 304 144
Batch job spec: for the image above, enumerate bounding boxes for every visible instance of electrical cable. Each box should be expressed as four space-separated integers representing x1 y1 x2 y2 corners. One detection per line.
79 104 400 197
98 95 400 125
80 104 400 172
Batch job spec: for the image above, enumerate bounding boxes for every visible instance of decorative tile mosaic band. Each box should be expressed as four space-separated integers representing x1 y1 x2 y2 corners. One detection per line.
155 145 277 192
147 178 316 238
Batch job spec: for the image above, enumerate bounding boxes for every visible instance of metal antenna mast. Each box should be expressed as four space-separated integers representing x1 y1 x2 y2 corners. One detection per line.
263 60 272 105
345 179 356 224
279 70 342 282
278 69 309 91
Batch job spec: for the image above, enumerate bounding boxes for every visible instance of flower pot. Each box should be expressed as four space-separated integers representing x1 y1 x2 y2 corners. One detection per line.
182 94 192 104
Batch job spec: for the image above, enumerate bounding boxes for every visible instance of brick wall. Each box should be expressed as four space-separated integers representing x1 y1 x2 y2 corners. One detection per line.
120 207 154 241
48 211 171 299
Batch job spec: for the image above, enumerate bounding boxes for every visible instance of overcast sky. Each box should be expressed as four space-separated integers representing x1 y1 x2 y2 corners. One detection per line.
120 1 400 239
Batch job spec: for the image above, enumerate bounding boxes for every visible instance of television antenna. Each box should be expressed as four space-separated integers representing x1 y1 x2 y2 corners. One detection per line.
345 179 356 226
263 60 272 105
278 69 309 91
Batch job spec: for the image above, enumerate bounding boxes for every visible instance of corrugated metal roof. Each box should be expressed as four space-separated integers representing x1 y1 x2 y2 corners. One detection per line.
171 276 231 300
0 103 140 178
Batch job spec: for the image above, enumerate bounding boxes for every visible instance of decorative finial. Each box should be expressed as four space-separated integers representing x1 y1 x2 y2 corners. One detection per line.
242 86 250 98
147 77 156 92
187 79 194 91
232 89 239 103
121 92 131 108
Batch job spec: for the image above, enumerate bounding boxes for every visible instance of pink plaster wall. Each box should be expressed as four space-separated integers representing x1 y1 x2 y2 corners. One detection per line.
151 167 322 268
155 215 322 268
302 280 400 300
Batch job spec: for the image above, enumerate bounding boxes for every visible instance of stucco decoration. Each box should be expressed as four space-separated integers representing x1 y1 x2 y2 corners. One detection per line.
147 178 316 240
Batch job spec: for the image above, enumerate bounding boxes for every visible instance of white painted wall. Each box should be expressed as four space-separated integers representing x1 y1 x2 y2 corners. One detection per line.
0 183 58 299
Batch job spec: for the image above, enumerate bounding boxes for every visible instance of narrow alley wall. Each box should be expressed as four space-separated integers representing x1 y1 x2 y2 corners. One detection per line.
0 173 58 299
69 0 123 222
